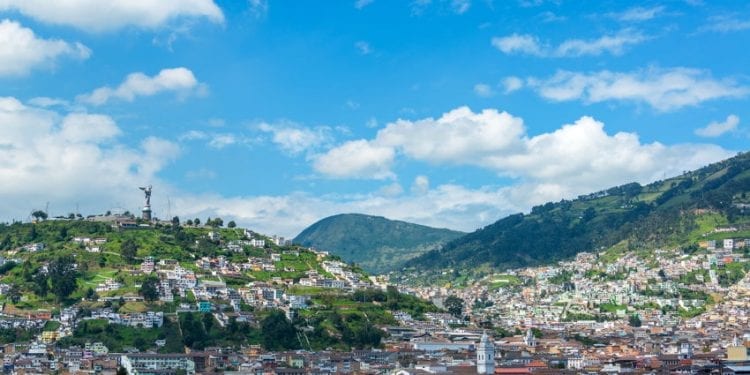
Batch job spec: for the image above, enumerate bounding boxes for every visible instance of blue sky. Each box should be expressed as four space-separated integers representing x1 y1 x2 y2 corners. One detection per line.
1 0 749 236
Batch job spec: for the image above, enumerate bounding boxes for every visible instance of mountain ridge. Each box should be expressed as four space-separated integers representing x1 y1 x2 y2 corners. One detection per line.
293 213 464 274
405 151 750 277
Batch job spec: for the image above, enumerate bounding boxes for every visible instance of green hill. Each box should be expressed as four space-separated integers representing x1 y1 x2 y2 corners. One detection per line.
406 151 750 279
293 213 465 274
0 218 439 351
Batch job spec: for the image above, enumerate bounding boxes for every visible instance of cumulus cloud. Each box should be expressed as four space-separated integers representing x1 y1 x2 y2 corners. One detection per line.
258 122 333 155
473 83 494 97
207 134 238 149
501 76 524 94
491 33 544 56
695 115 740 137
492 29 647 57
169 183 520 237
411 175 430 195
0 96 179 219
0 99 734 237
0 19 90 77
78 67 203 106
313 140 395 180
313 107 732 201
0 0 224 32
525 67 748 111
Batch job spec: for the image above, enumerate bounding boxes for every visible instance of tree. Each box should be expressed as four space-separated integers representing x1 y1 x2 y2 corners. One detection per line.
202 312 214 333
444 295 464 318
194 218 200 226
33 271 49 297
186 219 193 226
206 217 223 228
31 210 47 222
261 310 300 350
85 287 97 300
49 255 79 302
140 276 160 302
227 220 236 228
629 314 642 327
7 284 21 304
27 225 37 241
116 366 128 375
172 216 180 226
121 239 138 263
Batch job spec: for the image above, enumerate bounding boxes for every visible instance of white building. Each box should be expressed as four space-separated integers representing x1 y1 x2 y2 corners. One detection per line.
724 238 735 250
476 331 495 374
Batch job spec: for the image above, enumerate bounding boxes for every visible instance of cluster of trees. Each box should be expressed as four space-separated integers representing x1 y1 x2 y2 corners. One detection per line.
444 295 464 318
352 286 440 318
176 216 236 228
17 255 79 303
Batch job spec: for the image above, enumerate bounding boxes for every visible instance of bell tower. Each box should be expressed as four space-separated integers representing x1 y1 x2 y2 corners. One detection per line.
477 330 495 374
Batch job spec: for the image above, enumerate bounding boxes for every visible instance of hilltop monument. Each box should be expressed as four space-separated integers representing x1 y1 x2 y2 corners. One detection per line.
139 185 152 221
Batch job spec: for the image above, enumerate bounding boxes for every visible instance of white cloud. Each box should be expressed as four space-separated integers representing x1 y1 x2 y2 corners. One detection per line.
700 15 750 33
313 140 395 180
314 107 732 200
248 0 268 18
27 97 72 109
451 0 471 14
695 115 740 137
608 6 665 22
179 130 255 149
526 67 748 111
59 113 121 143
0 0 224 32
473 83 494 97
539 11 566 22
555 30 647 57
492 29 647 57
258 122 333 155
379 182 404 197
411 175 430 195
207 134 237 149
354 0 375 9
0 19 90 77
178 130 208 141
0 96 179 220
354 41 372 55
0 99 733 238
78 67 203 106
501 76 524 94
491 33 544 56
185 168 217 180
169 184 519 237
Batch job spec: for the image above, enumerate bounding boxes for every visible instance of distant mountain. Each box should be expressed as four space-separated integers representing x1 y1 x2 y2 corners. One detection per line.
293 213 465 274
407 151 750 275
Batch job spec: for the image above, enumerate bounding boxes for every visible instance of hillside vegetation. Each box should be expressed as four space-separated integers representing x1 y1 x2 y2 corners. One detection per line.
0 219 438 351
294 213 464 274
405 151 750 279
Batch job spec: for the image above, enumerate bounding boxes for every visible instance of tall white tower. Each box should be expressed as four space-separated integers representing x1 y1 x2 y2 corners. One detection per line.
477 331 495 374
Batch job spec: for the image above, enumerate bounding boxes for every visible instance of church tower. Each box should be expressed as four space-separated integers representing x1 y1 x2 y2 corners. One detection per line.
524 328 537 347
477 331 495 374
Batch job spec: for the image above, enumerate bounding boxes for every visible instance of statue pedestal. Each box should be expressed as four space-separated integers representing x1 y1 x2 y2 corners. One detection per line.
142 206 152 221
